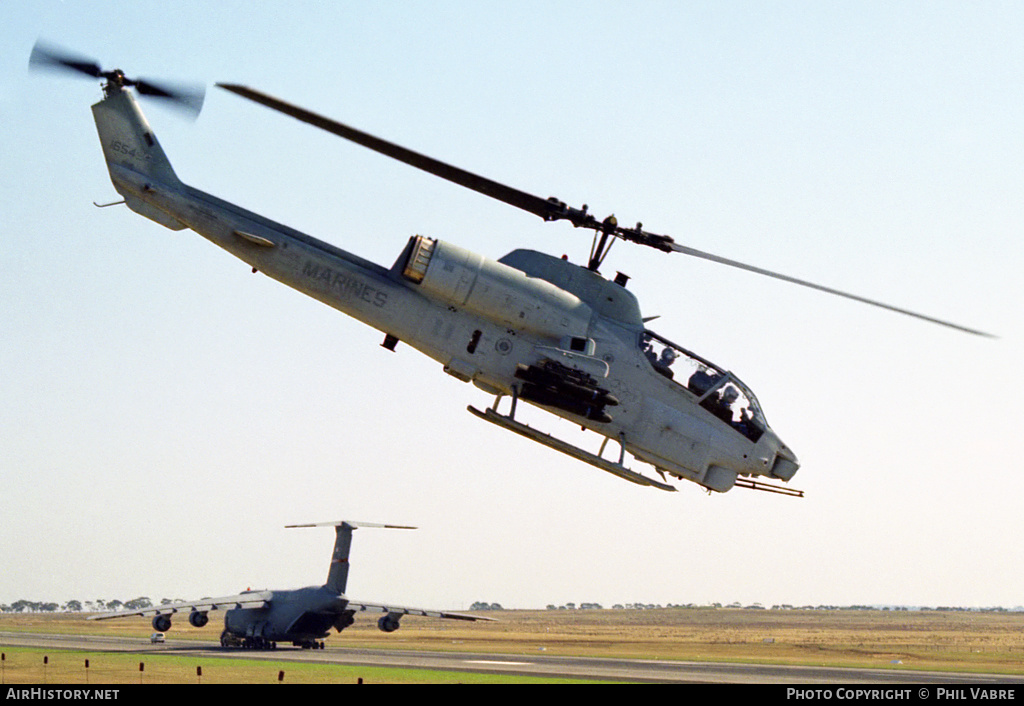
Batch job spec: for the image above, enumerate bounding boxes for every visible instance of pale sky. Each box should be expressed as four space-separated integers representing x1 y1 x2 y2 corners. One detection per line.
2 2 1022 613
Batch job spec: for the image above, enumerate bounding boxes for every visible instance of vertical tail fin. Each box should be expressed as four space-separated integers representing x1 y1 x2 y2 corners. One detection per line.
92 88 179 184
91 88 186 230
326 523 356 594
285 520 416 595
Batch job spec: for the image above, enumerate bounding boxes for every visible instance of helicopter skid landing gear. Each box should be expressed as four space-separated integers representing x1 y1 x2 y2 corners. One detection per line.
467 404 676 492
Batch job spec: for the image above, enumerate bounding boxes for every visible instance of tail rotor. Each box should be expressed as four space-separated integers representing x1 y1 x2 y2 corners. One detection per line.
29 40 205 118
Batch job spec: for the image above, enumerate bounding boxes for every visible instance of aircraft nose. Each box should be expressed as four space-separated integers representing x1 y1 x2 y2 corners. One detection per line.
770 449 799 481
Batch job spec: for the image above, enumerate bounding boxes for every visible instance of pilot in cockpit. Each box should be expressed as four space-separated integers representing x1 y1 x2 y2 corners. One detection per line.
687 368 719 396
719 385 739 416
642 339 657 365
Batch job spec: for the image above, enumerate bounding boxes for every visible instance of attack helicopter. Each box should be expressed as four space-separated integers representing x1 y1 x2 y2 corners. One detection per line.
31 44 992 497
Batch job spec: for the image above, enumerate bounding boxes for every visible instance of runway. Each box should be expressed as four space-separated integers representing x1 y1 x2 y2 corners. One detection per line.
4 631 1023 684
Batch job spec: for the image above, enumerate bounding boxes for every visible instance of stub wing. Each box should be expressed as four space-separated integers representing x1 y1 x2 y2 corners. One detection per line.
87 590 273 620
343 598 496 622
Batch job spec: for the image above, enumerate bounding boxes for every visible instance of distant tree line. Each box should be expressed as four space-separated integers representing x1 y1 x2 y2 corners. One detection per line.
538 602 1023 613
4 598 1021 613
0 597 188 613
469 602 503 611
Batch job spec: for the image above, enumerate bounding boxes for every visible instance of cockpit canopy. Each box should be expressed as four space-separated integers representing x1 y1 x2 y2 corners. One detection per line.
641 331 767 442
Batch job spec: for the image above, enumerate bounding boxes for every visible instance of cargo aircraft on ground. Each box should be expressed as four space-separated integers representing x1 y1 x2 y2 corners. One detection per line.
90 520 493 649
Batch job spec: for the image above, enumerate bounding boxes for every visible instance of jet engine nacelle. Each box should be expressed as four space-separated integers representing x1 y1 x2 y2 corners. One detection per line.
152 615 171 632
334 610 356 633
188 611 209 628
377 613 401 633
402 237 592 339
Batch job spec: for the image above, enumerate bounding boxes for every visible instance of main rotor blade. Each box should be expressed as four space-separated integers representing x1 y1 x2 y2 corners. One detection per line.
671 242 995 337
219 83 993 338
217 83 581 224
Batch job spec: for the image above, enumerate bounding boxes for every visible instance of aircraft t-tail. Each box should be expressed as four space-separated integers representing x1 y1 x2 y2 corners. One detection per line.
33 44 993 497
90 521 494 649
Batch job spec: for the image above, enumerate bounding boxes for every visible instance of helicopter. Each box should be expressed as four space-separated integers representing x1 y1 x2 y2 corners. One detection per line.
31 44 992 498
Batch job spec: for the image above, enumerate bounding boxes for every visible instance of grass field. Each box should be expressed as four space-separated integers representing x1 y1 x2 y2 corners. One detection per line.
0 647 594 684
2 607 1023 683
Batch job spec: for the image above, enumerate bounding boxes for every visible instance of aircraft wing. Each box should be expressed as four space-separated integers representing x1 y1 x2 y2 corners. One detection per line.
342 597 497 622
87 591 273 620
